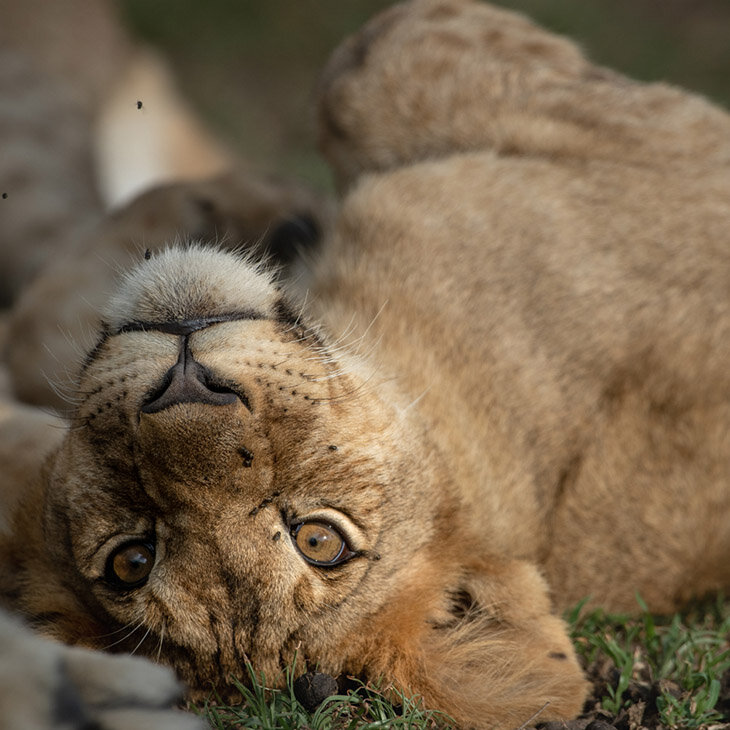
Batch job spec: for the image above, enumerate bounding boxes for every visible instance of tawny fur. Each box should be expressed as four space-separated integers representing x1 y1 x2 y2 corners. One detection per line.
312 0 730 614
1 1 729 729
0 0 327 411
6 173 326 409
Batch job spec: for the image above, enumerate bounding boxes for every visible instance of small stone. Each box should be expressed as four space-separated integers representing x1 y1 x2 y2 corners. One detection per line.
293 671 338 711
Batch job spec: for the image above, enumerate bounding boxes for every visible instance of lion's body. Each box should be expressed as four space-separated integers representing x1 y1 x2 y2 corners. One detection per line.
308 152 730 612
312 0 730 613
1 1 729 728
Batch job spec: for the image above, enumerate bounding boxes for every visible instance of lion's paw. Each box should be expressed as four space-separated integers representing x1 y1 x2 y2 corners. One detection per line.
0 610 205 730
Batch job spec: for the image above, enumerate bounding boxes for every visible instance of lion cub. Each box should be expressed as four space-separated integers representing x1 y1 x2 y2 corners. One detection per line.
2 1 730 729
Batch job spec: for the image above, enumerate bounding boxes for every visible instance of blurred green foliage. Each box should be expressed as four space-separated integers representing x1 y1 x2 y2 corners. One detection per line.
119 0 730 189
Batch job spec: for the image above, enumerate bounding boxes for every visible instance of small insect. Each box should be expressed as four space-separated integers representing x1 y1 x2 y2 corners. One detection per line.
136 100 143 110
1 193 7 199
144 249 152 260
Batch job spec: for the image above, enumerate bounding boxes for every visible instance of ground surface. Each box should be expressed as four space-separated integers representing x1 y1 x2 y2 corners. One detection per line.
548 600 730 730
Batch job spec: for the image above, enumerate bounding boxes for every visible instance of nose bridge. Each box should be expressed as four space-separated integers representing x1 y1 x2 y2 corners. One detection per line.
141 336 243 413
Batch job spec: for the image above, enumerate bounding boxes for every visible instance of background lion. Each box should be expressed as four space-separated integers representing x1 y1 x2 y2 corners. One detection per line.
1 0 730 729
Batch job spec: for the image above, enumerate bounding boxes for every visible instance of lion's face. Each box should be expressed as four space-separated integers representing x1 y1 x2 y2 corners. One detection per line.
27 247 454 695
6 246 586 724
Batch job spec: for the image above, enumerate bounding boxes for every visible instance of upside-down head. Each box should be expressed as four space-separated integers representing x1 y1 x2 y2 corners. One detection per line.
3 246 586 727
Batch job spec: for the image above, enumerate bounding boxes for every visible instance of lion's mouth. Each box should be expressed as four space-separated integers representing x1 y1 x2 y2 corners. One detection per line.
115 311 264 336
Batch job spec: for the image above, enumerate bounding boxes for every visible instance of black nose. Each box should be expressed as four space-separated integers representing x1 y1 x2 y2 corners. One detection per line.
141 339 241 414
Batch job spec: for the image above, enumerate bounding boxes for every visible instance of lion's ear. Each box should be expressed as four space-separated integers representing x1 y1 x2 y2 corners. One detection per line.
359 557 587 729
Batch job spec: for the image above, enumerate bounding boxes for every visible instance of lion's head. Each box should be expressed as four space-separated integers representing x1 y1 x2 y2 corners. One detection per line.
4 245 585 727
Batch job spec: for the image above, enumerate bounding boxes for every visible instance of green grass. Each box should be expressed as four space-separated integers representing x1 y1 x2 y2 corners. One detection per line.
196 662 450 730
569 595 730 729
195 598 730 729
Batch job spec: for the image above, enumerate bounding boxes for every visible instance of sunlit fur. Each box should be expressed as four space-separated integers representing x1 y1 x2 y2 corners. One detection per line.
6 172 325 410
2 241 587 727
2 1 730 729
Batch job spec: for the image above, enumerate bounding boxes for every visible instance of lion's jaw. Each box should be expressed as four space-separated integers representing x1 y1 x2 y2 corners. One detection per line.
21 246 454 693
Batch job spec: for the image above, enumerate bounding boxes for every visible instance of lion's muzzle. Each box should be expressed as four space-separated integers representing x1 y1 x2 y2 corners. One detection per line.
141 336 246 414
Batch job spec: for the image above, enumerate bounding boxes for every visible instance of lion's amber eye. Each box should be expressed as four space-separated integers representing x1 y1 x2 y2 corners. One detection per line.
105 542 155 589
292 522 352 566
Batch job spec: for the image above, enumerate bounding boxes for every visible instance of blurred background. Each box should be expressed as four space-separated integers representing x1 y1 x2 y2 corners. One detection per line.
119 0 730 191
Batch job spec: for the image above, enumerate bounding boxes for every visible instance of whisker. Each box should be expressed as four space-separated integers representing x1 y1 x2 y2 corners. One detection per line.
270 354 296 369
298 303 388 370
280 290 310 333
130 625 152 656
100 621 145 651
156 623 166 662
400 384 433 413
326 313 358 348
353 299 389 352
310 370 383 404
43 374 83 407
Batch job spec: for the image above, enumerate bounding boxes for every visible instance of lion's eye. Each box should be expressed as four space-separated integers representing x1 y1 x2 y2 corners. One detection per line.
105 542 155 589
292 522 353 566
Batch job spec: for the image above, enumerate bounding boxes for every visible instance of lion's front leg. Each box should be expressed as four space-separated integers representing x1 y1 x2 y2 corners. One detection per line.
0 611 205 730
343 556 588 729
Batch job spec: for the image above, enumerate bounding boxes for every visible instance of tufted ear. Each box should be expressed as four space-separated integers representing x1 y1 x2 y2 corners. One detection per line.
355 556 588 729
